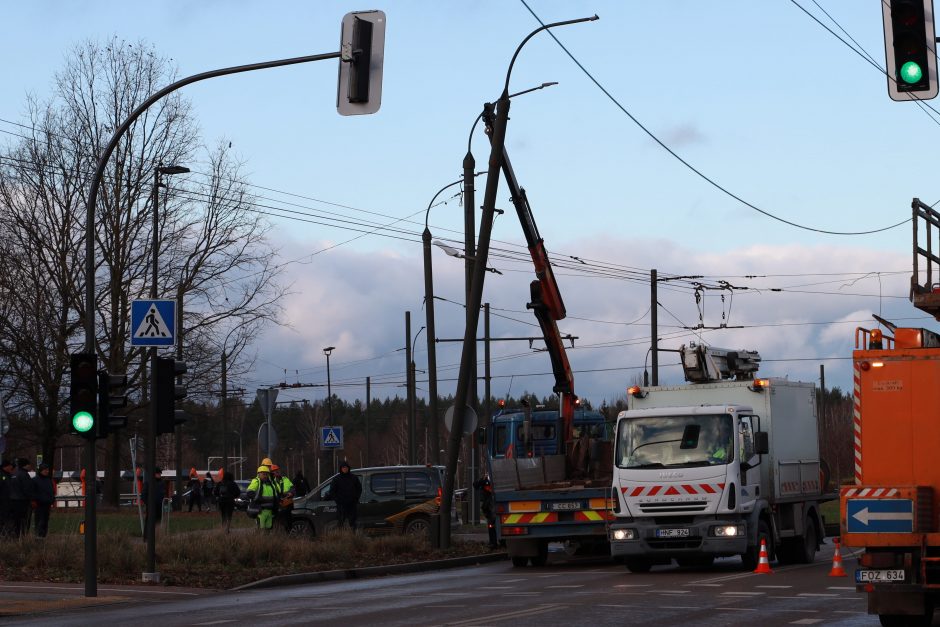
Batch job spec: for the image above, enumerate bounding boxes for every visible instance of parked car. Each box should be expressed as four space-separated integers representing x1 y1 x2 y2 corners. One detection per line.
289 465 447 538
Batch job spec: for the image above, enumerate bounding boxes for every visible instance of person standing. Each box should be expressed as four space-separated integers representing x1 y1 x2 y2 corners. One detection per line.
142 467 165 527
203 472 215 511
330 461 362 531
32 463 55 538
187 471 203 512
0 459 14 538
473 473 498 549
271 465 294 533
246 465 280 531
292 471 311 498
8 459 35 537
214 472 241 533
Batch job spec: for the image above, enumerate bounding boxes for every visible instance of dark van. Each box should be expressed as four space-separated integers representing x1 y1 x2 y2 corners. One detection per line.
289 465 445 538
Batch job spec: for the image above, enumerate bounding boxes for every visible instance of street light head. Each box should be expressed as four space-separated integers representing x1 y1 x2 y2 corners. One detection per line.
432 241 462 258
323 346 335 356
157 164 190 175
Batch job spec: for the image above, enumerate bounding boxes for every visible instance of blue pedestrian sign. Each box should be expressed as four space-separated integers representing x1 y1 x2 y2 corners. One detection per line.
321 426 344 449
846 499 914 533
131 299 176 346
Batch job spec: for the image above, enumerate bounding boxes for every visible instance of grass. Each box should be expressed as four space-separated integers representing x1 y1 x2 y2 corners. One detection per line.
0 509 492 589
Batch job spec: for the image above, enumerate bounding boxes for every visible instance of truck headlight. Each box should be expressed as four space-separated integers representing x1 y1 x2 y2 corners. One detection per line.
612 528 635 541
710 524 744 537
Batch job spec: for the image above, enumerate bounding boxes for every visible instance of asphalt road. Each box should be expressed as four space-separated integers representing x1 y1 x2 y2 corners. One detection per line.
1 542 895 626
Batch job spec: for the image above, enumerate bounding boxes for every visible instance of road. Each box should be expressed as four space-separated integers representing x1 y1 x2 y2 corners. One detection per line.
4 542 891 626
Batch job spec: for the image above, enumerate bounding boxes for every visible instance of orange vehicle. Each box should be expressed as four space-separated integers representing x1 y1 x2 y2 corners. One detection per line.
840 198 940 626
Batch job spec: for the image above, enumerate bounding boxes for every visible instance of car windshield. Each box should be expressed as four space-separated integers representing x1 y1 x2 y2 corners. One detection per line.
616 413 733 469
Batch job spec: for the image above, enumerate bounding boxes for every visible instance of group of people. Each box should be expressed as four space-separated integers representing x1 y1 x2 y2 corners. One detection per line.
0 459 56 538
245 458 355 533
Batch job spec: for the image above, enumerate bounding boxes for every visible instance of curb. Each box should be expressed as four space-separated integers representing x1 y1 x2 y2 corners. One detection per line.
232 551 507 591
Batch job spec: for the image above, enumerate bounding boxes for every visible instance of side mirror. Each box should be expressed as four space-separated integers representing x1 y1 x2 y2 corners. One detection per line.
753 431 769 455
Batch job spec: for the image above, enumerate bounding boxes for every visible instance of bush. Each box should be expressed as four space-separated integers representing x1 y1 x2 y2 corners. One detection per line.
0 524 488 588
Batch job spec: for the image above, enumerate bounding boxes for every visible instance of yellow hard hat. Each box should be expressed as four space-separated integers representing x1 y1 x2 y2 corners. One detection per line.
261 458 273 467
257 465 270 473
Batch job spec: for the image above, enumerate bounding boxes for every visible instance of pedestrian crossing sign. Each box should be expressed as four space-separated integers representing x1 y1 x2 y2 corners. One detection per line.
131 299 176 346
321 426 343 449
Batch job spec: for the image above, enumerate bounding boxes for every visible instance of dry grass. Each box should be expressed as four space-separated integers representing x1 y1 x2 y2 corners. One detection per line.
0 527 491 589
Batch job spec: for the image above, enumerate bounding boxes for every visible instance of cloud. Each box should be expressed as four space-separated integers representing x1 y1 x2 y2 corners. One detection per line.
246 234 923 409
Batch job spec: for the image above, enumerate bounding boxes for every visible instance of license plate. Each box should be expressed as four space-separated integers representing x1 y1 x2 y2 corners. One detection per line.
855 569 905 583
655 528 690 538
550 501 581 511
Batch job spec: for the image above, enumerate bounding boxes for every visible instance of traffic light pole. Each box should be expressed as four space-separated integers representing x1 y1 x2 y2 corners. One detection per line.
83 435 96 596
80 50 343 598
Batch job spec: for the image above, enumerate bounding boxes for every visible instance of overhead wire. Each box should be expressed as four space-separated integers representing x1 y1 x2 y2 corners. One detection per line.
518 0 911 236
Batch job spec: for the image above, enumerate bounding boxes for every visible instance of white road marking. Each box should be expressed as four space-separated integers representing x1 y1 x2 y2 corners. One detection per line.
440 603 565 626
797 593 838 597
498 578 527 583
658 590 691 594
686 583 723 587
257 611 297 617
721 591 765 596
424 605 467 608
716 607 757 611
481 586 514 590
826 586 856 591
546 585 584 588
660 605 702 610
756 585 792 589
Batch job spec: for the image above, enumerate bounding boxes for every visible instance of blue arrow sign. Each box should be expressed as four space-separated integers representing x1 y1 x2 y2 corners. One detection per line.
846 499 913 533
131 299 176 346
321 426 344 449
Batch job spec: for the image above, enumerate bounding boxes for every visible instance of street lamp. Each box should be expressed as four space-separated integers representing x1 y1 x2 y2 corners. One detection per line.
148 162 188 581
231 430 243 481
323 346 335 423
409 326 425 465
440 14 598 551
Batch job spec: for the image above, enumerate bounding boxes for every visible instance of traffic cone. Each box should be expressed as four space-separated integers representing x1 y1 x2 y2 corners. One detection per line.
753 538 773 574
829 538 848 577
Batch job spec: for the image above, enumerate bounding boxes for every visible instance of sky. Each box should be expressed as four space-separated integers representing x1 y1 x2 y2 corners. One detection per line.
2 1 938 413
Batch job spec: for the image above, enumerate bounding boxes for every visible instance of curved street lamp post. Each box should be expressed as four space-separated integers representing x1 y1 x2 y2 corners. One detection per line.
439 15 599 550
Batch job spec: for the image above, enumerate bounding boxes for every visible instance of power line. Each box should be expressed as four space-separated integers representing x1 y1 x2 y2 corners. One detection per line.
518 0 911 236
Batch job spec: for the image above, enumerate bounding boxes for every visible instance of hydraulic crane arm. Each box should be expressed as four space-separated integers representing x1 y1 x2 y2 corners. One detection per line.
482 106 576 443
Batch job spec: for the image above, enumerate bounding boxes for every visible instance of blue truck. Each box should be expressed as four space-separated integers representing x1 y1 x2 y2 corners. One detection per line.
486 405 614 567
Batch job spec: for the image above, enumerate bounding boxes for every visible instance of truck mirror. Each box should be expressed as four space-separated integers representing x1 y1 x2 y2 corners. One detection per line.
753 431 769 455
679 424 700 449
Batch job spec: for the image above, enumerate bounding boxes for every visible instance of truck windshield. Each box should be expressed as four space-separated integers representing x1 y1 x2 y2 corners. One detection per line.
616 414 734 469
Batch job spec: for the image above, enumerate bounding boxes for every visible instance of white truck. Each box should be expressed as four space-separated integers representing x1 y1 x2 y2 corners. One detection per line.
608 344 832 572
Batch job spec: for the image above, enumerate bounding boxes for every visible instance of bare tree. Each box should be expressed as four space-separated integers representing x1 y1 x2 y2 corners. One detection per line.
0 37 285 505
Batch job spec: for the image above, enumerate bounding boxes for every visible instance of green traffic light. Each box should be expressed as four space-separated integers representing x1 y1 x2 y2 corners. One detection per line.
901 61 924 84
72 411 94 433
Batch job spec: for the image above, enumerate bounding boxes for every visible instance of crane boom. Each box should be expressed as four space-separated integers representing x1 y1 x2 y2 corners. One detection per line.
482 106 577 445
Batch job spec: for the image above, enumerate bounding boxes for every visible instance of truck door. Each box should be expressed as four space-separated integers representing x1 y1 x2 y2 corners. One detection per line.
739 416 761 509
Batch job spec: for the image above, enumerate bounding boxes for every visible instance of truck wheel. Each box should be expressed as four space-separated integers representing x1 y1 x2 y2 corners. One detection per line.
511 556 529 567
796 517 818 564
530 541 549 567
880 611 933 627
741 520 771 571
625 558 652 573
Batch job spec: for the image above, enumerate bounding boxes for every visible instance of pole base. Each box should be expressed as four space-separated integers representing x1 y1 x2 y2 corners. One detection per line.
141 572 161 583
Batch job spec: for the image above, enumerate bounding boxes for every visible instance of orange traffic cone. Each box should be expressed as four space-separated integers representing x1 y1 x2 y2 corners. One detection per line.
753 538 773 574
829 538 847 577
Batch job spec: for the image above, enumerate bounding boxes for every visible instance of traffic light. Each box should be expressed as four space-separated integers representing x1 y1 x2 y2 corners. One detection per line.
69 352 98 438
883 0 938 101
336 10 386 115
96 370 128 439
155 357 187 435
